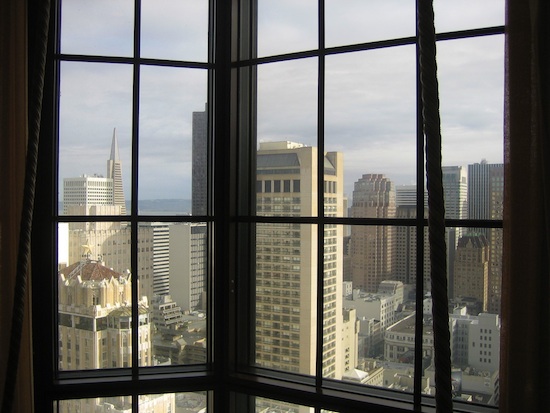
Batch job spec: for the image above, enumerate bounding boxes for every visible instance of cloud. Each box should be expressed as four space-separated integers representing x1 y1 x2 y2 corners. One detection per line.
57 1 505 200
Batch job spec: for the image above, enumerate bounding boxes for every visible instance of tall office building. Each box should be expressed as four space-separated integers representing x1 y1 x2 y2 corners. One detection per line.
63 174 114 215
350 174 396 293
453 234 489 312
394 185 430 289
192 104 208 216
442 166 468 297
467 161 504 223
151 223 171 297
255 141 345 380
107 128 126 215
169 222 207 312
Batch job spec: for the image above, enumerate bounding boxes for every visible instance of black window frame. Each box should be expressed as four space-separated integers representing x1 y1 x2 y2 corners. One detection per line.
31 0 505 412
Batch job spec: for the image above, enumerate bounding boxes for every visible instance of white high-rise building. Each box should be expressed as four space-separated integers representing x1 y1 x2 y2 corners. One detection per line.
63 174 114 214
255 141 345 379
169 222 207 312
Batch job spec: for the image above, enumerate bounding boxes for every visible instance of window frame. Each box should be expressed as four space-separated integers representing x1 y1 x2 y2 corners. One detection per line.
31 0 505 412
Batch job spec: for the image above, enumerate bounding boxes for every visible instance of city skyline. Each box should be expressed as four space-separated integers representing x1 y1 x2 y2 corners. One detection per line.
57 3 503 201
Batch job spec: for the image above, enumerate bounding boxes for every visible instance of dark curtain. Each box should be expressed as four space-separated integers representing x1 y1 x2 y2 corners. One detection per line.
500 0 550 411
0 0 34 411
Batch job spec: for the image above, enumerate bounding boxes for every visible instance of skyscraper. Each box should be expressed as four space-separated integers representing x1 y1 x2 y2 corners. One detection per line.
442 166 468 297
192 104 208 216
58 259 175 412
106 128 126 215
169 222 207 312
468 160 504 237
255 141 345 379
63 175 115 215
350 174 396 293
453 234 489 313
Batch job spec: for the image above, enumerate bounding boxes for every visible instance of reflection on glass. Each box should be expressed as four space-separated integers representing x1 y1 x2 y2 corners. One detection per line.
141 0 209 62
58 221 134 371
60 0 134 56
325 46 416 209
434 0 504 33
255 397 308 413
257 0 317 57
326 0 415 47
57 392 207 413
257 59 318 149
139 222 208 367
139 66 207 212
59 62 133 216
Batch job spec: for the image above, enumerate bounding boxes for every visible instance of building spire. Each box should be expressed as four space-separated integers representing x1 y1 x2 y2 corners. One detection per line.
107 128 126 215
110 127 120 161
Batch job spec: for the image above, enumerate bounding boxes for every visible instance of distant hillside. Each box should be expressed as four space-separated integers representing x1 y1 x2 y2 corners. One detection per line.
135 199 192 215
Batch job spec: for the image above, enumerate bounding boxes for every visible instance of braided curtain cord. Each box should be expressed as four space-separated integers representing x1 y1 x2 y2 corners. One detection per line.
417 0 453 411
1 1 51 412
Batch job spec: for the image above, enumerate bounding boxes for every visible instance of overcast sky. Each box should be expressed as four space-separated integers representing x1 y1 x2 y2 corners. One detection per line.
58 0 504 203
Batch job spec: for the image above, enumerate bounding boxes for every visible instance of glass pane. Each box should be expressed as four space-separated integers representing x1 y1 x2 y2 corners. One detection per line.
138 393 177 412
438 35 504 190
56 392 205 413
257 0 317 57
255 223 316 375
424 226 501 405
434 0 504 33
326 0 416 48
141 0 209 62
139 222 208 367
60 0 134 56
257 58 318 154
58 221 133 371
175 391 208 412
255 396 311 413
325 46 416 216
138 66 207 213
59 62 133 216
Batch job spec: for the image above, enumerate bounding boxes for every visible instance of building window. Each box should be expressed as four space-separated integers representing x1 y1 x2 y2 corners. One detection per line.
33 1 504 412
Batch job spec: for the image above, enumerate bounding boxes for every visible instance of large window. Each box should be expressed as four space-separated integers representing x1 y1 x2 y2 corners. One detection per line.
32 1 504 412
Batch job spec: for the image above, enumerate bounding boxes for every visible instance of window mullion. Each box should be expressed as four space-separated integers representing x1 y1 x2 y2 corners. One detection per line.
315 0 326 388
130 0 142 386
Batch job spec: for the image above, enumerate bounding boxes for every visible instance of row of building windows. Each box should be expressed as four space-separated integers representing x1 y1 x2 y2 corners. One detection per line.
256 179 300 193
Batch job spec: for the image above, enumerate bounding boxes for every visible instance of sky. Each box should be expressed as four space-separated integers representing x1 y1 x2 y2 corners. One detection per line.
58 0 504 202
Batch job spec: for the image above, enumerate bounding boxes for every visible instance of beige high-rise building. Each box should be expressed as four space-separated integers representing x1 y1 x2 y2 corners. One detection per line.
66 216 155 299
453 234 490 312
58 260 174 412
255 141 345 380
350 174 396 292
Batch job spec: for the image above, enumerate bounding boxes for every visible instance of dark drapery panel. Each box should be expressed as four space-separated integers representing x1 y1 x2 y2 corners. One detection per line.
0 0 33 411
500 0 550 411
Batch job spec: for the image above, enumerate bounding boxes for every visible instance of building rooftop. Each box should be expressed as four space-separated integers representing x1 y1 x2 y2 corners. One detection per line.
60 259 128 282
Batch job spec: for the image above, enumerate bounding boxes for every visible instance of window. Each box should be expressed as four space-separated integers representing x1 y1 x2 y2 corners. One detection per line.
32 1 504 412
